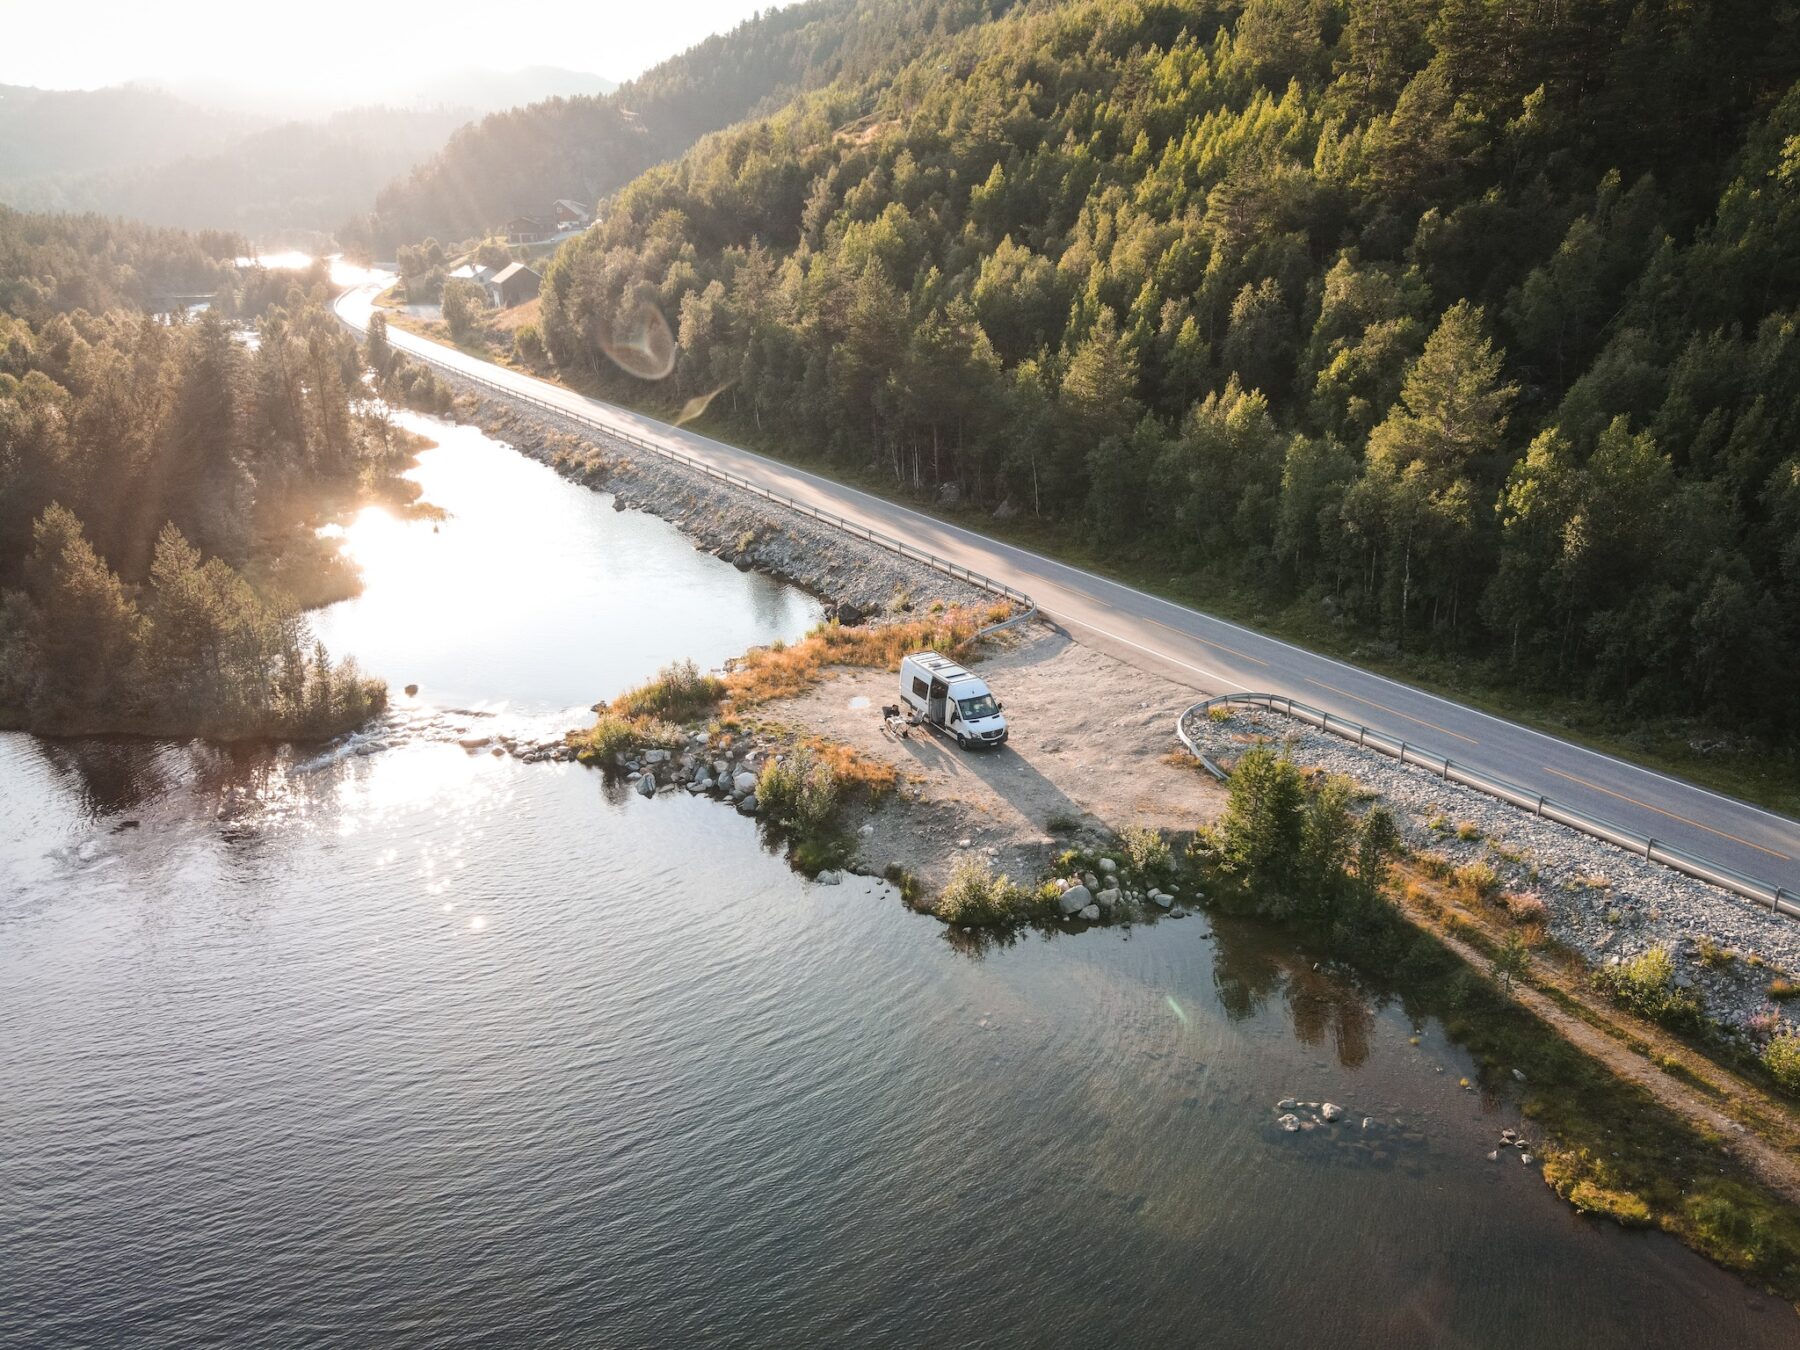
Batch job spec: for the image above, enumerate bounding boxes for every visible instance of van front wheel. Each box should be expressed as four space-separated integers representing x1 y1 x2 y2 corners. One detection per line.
955 732 968 750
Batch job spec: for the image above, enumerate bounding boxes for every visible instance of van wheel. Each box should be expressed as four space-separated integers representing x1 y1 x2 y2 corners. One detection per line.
955 732 968 750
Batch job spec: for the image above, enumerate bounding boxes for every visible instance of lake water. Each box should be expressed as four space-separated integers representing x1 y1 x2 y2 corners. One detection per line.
2 419 1792 1348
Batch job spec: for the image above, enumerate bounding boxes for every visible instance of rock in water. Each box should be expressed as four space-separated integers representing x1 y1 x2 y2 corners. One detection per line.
1078 904 1101 921
404 683 419 697
815 870 842 886
1059 884 1093 915
736 794 759 815
734 770 759 794
1277 1114 1301 1133
1320 1102 1344 1123
634 774 655 798
1153 893 1173 909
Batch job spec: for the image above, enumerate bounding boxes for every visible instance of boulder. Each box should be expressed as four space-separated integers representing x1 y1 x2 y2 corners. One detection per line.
1320 1102 1344 1123
1153 893 1172 910
1078 904 1101 921
644 749 670 765
734 770 759 794
1098 858 1117 874
815 870 842 886
1082 871 1099 891
1277 1114 1301 1133
634 774 655 798
1095 888 1120 909
736 794 759 815
1058 884 1093 915
404 683 419 697
832 601 866 627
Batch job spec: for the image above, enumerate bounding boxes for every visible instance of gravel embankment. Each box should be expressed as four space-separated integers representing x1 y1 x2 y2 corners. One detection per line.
1181 704 1798 1033
428 373 996 618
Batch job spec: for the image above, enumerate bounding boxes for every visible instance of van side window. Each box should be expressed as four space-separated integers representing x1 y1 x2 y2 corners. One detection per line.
911 677 930 699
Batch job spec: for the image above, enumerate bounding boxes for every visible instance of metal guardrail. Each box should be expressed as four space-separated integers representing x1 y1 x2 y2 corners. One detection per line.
1178 691 1800 921
349 307 1036 641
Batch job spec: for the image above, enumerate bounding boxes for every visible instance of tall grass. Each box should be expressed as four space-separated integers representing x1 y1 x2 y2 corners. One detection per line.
726 603 1011 706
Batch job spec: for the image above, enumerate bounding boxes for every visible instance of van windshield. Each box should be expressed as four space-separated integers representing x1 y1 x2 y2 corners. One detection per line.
957 693 999 721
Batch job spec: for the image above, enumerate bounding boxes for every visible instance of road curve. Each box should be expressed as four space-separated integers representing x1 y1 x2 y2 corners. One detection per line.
337 283 1800 899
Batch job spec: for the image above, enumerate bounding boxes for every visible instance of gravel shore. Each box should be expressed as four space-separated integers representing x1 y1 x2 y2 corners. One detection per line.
1180 704 1798 1033
430 374 996 618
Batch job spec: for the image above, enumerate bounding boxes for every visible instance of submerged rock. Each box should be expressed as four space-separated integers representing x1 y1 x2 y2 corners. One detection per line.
1278 1114 1301 1133
634 774 655 798
815 870 842 886
1320 1103 1344 1123
736 794 759 815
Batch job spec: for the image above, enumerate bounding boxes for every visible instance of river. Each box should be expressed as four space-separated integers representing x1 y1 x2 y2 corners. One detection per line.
2 413 1792 1347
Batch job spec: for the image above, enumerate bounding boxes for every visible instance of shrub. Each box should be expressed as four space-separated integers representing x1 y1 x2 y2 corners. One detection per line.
1695 937 1736 969
1455 820 1482 841
1763 1031 1800 1093
1206 704 1232 723
1492 932 1531 990
1769 977 1799 1001
1119 824 1172 878
1045 811 1083 835
757 748 842 836
1453 861 1501 902
934 857 1054 926
608 659 724 723
1504 891 1549 925
1593 947 1705 1032
513 323 546 363
572 712 683 763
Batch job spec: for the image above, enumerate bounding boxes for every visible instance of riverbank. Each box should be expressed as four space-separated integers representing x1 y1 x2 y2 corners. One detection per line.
380 372 1800 1306
429 377 996 620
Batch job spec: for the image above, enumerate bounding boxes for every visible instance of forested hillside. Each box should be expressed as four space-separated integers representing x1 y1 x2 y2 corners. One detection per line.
536 0 1800 743
346 0 1015 250
0 210 390 737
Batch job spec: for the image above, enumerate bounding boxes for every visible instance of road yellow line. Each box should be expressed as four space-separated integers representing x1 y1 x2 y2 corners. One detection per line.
1139 614 1269 667
1303 678 1479 745
1540 766 1792 861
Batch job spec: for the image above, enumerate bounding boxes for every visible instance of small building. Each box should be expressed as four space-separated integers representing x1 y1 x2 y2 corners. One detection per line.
553 198 592 229
447 263 496 286
486 262 541 309
505 215 553 245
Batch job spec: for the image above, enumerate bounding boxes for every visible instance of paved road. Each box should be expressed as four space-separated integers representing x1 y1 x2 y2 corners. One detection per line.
338 284 1800 901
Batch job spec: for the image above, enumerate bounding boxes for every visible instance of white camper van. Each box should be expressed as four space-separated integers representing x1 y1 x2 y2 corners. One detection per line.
897 651 1008 749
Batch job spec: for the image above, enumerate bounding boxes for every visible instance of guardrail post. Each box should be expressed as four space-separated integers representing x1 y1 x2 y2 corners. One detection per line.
1645 837 1657 861
1398 741 1407 765
1442 758 1451 780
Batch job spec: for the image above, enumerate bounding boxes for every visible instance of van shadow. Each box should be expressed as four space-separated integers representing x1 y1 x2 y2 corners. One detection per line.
891 728 1087 835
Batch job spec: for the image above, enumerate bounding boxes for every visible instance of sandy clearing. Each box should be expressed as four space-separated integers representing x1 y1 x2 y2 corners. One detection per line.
756 624 1226 889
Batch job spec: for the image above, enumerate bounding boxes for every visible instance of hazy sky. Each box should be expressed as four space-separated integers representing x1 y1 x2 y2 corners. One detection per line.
0 0 771 97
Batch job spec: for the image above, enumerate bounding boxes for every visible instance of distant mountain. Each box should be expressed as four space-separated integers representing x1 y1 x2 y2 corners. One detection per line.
4 106 482 237
348 0 1012 251
0 68 610 239
0 83 255 181
158 66 615 120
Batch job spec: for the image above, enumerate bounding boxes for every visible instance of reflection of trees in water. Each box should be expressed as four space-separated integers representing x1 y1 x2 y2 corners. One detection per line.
31 736 281 818
1208 914 1378 1069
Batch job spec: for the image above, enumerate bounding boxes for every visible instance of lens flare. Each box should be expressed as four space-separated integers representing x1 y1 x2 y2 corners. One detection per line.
600 299 677 381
